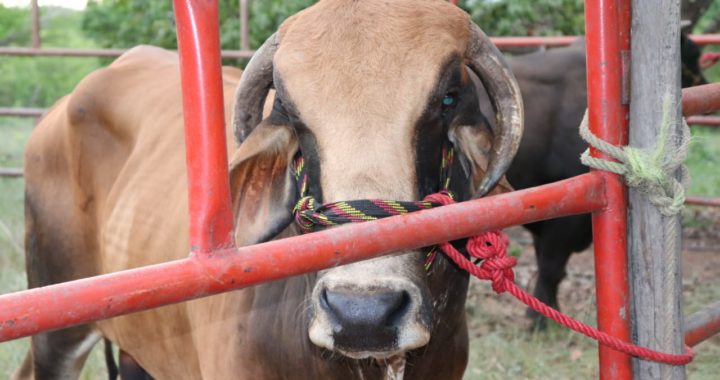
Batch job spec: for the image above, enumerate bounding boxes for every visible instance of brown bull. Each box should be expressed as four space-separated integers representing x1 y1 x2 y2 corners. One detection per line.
16 1 522 379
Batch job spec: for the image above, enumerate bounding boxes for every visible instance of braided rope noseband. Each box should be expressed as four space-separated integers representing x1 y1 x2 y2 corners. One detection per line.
293 147 456 231
291 146 501 270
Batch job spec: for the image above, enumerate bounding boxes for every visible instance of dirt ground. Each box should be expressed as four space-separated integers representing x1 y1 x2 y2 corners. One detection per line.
468 206 720 330
462 206 720 378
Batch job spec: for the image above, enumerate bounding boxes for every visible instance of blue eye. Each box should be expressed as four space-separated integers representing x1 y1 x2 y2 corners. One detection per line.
442 94 456 107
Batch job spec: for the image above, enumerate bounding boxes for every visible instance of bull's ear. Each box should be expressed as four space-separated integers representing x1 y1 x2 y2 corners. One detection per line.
228 122 298 246
449 123 514 198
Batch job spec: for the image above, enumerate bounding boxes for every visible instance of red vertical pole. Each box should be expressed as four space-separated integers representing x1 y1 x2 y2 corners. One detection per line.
174 0 235 254
585 0 633 379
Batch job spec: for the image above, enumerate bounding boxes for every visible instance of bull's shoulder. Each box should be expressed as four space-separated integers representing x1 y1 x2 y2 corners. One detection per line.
113 45 179 67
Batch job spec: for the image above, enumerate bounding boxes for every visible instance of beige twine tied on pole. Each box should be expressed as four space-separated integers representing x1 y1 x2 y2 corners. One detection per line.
579 96 690 216
579 95 692 364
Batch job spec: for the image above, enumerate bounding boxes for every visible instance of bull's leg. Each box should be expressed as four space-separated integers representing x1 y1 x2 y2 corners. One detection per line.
525 215 592 329
17 191 103 379
11 328 100 380
119 350 154 380
29 328 101 380
11 350 34 380
527 234 572 323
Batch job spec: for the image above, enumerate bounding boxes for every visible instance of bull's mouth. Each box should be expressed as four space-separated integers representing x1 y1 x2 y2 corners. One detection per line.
334 348 405 361
308 313 431 360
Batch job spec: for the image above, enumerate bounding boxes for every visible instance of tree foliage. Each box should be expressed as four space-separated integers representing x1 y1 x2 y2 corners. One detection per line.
0 7 100 108
82 0 180 49
0 5 30 46
462 0 585 36
82 0 313 51
80 0 583 50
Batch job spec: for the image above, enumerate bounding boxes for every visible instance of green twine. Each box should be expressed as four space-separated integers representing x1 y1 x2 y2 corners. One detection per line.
579 95 690 216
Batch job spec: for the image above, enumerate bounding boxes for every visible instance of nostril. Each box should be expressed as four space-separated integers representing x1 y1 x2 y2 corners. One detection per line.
385 291 410 328
322 289 411 330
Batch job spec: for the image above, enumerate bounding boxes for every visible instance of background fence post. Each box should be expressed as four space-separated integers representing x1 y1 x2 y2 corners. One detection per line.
240 0 249 51
30 0 40 48
629 0 687 378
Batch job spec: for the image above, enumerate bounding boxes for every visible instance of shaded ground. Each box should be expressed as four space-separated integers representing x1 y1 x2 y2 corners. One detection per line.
464 207 720 379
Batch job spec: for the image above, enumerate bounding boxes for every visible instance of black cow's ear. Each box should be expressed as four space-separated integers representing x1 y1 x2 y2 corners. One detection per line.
228 122 298 246
449 122 514 198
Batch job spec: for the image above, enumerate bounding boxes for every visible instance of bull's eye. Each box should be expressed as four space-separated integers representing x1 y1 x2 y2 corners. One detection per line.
442 94 456 107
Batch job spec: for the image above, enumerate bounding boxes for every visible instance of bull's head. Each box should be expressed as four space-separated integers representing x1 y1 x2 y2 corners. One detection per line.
227 0 522 362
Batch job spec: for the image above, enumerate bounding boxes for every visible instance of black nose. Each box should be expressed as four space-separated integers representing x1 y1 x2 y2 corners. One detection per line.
320 289 411 351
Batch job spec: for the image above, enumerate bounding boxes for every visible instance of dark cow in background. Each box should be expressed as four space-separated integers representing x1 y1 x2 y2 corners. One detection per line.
480 34 706 325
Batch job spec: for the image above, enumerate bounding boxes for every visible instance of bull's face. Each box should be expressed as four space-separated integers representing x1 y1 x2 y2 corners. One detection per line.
229 0 522 361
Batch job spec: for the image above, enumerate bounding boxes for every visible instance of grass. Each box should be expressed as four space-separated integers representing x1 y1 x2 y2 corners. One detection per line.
687 126 720 197
463 277 720 380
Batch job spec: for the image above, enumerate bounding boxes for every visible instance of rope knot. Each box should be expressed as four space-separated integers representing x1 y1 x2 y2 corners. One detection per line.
294 196 326 232
466 232 516 293
578 99 690 217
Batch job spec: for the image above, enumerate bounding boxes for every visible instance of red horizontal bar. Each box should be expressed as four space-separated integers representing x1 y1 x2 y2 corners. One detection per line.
682 83 720 116
0 172 606 342
688 34 720 45
685 196 720 207
0 47 254 59
685 301 720 347
687 115 720 126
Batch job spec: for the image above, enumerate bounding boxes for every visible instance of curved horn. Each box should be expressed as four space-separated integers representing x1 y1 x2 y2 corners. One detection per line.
232 32 279 144
464 23 524 197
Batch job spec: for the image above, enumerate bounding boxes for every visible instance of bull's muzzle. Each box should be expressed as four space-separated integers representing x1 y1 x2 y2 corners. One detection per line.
309 273 432 359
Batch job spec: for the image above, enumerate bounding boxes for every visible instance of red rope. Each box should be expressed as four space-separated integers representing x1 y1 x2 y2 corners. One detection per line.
427 192 695 366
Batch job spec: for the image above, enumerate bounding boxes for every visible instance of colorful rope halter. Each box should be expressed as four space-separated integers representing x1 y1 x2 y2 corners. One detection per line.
293 147 455 231
292 146 493 270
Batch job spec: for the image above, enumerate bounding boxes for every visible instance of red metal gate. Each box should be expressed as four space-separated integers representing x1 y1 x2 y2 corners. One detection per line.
1 0 720 379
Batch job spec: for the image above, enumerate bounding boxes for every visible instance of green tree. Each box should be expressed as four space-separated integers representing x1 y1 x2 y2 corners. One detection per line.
462 0 585 37
82 0 179 49
248 0 314 48
0 5 30 46
0 7 101 108
81 0 314 52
